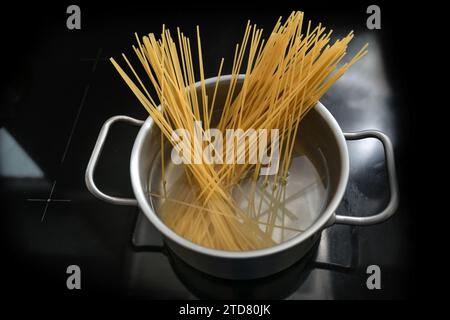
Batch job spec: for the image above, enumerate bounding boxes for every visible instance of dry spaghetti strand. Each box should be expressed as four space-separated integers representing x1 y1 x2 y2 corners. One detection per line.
110 11 368 251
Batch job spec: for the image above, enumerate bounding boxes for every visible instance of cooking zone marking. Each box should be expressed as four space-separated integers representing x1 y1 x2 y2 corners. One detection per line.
61 47 104 164
27 181 71 222
25 48 103 221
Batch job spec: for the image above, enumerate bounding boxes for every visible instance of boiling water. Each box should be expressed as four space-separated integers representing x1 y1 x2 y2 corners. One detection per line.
147 140 329 246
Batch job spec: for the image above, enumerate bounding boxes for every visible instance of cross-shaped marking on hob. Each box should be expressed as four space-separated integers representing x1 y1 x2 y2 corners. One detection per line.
80 47 107 72
27 181 71 222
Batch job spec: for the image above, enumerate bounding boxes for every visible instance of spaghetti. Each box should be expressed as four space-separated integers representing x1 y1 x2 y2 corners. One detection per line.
110 11 368 251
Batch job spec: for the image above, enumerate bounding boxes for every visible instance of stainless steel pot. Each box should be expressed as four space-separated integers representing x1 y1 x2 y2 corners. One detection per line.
86 75 399 279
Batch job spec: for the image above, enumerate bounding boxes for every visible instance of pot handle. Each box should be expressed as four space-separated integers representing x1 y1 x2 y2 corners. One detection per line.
333 130 399 226
85 115 144 206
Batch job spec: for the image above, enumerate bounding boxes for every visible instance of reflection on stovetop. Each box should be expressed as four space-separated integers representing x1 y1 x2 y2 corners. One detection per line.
124 211 358 300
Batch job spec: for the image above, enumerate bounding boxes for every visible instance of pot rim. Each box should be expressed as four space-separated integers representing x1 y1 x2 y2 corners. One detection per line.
130 74 349 259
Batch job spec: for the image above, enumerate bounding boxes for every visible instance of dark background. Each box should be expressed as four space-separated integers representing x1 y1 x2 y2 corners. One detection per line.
0 1 418 301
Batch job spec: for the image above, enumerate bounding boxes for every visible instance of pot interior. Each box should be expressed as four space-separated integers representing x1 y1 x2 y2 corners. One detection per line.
135 77 344 250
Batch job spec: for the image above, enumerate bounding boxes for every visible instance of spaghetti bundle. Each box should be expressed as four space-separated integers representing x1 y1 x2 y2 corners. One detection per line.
111 11 367 251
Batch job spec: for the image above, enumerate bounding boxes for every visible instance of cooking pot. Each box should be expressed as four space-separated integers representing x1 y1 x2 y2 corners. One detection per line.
85 75 399 279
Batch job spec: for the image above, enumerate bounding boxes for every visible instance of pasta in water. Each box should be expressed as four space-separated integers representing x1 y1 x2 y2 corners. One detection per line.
110 11 368 251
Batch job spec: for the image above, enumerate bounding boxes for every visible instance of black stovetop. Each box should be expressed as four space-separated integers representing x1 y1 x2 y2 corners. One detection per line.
1 4 414 299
